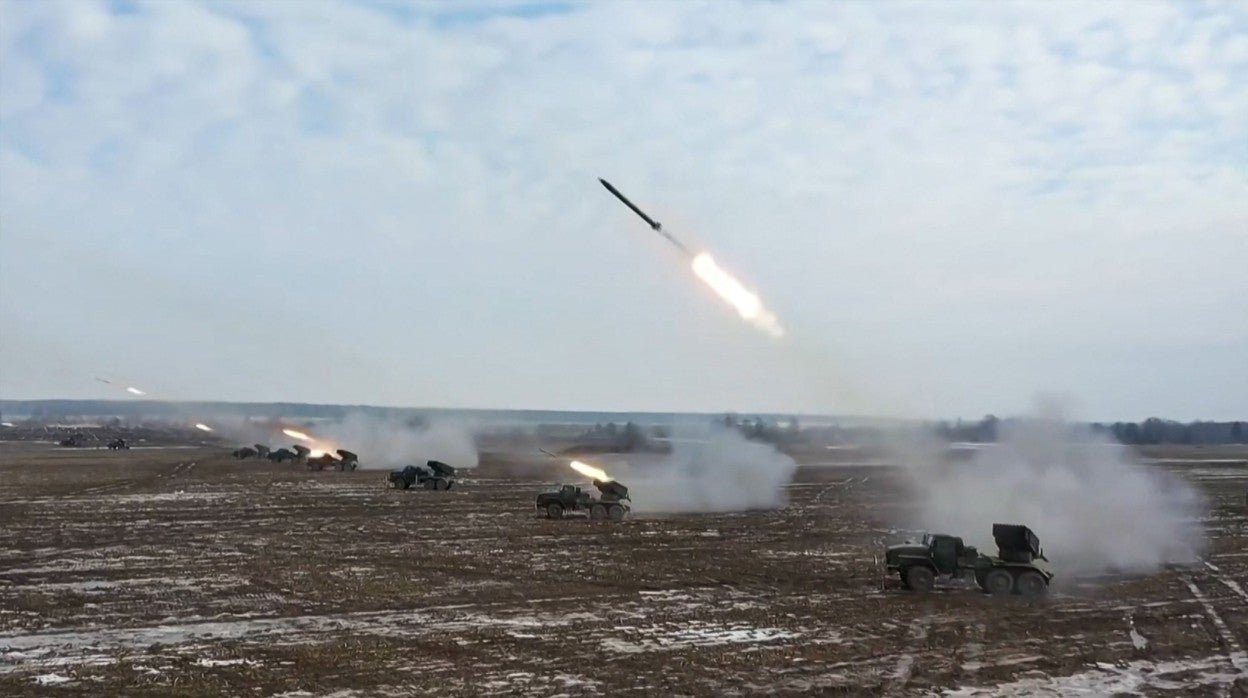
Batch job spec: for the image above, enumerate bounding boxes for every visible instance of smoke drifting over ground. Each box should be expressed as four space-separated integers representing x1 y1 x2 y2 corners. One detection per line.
318 414 479 470
621 426 798 514
902 407 1205 579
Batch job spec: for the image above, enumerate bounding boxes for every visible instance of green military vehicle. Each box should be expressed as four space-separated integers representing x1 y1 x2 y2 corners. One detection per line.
389 460 457 490
536 480 631 521
885 523 1053 598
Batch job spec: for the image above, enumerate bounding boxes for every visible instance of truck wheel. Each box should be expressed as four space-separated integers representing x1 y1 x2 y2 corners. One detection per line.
423 479 437 490
546 503 564 519
399 481 410 490
590 504 607 520
435 478 448 490
984 569 1013 595
1015 571 1047 598
608 504 626 521
905 566 935 592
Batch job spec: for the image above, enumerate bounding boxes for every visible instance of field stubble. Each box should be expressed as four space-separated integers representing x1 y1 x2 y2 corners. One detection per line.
0 443 1245 696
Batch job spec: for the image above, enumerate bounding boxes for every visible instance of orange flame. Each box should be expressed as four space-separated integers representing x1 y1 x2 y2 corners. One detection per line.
570 460 612 482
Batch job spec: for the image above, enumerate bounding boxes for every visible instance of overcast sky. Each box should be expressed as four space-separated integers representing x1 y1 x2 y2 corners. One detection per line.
1 0 1245 421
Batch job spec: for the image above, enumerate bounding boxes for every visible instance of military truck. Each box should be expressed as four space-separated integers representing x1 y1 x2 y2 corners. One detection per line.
336 449 359 471
307 452 340 470
389 460 456 490
885 523 1052 598
268 447 297 463
106 438 129 450
536 480 631 521
292 444 311 464
233 446 258 459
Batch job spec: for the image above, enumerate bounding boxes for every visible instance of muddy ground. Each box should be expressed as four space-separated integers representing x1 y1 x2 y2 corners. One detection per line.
0 443 1245 696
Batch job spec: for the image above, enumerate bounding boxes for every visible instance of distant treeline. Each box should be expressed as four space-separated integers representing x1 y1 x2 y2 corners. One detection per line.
935 415 1248 445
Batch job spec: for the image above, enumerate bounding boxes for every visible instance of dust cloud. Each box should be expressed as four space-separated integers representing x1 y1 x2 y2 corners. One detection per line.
902 403 1205 578
317 413 479 470
621 426 798 514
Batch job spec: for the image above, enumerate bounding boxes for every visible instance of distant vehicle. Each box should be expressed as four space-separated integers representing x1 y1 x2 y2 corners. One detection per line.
254 445 271 460
268 448 297 463
885 523 1052 597
232 446 258 459
336 449 359 471
58 434 87 448
389 460 456 490
106 438 129 450
307 452 340 470
292 445 311 464
536 480 631 521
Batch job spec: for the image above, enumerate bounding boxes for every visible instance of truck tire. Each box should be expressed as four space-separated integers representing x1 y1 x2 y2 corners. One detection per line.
423 479 437 490
590 504 607 520
546 503 564 519
398 481 410 490
608 504 626 521
1015 571 1047 598
435 478 448 490
904 566 935 592
984 568 1014 595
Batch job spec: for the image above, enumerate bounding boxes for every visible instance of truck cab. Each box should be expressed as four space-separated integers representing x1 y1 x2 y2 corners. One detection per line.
886 533 979 579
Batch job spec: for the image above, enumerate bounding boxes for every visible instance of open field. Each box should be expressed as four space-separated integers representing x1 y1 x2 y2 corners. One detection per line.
1 442 1246 696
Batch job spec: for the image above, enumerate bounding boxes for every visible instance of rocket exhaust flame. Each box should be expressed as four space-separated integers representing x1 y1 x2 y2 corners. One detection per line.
570 460 612 482
125 387 146 396
194 423 214 432
691 253 784 338
283 428 312 441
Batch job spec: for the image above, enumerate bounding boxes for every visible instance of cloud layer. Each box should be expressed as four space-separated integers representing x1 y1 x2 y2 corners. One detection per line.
1 1 1245 419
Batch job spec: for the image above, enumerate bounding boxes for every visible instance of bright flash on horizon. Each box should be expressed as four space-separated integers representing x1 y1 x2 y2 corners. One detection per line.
194 423 213 432
282 428 312 441
570 460 612 482
125 386 146 396
690 252 784 338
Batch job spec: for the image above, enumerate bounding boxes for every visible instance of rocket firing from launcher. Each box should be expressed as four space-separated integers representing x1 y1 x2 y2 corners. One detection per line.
539 448 614 482
599 178 785 339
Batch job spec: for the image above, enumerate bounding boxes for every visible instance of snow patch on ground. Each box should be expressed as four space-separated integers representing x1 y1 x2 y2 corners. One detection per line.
945 656 1245 695
602 621 798 653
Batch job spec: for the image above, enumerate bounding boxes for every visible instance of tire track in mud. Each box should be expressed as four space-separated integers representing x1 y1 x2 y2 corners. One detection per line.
886 612 931 695
1203 560 1248 603
1181 574 1248 692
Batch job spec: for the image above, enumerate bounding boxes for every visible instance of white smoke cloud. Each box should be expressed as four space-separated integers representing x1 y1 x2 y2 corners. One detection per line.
313 413 479 470
903 404 1205 579
616 426 798 513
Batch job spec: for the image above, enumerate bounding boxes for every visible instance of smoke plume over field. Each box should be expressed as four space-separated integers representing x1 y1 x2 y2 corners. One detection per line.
623 426 798 513
318 413 479 470
903 404 1205 578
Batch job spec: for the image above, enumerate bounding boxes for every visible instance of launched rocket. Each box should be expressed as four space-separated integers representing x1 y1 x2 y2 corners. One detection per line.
598 178 692 256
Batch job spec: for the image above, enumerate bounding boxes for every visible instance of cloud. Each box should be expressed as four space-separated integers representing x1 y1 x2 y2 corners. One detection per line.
1 0 1245 419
